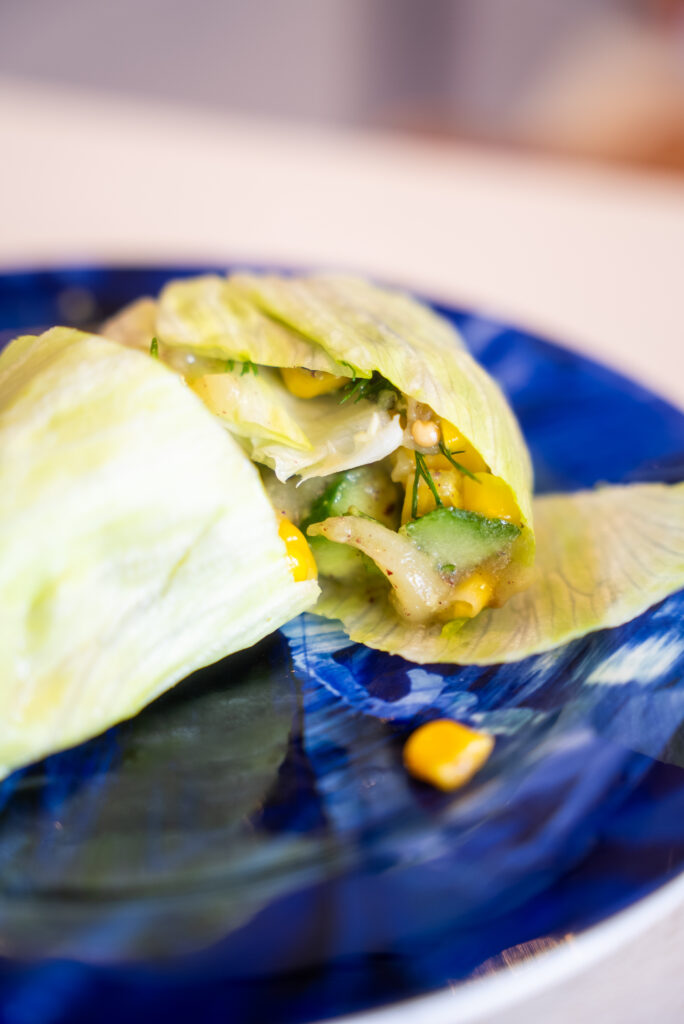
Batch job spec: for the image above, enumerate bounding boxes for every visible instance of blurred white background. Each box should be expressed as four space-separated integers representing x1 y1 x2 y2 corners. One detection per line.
1 0 682 170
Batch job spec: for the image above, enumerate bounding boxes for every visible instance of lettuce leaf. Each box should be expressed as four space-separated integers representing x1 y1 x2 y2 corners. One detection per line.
311 482 684 664
0 328 318 780
254 394 403 481
156 274 352 375
191 366 313 452
191 367 403 482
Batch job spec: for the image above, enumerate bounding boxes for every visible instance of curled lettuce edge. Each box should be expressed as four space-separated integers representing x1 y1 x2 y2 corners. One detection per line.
0 327 318 781
310 482 684 665
155 274 354 376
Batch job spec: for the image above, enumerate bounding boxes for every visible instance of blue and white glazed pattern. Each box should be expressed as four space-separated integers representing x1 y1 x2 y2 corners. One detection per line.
0 268 683 1024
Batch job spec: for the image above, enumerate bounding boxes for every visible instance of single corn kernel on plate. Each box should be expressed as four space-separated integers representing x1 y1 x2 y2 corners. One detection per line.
403 719 495 791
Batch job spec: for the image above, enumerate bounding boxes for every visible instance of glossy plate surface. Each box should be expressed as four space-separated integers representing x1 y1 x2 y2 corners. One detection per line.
1 266 683 1024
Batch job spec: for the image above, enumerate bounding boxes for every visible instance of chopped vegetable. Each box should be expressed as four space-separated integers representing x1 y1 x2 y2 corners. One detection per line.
403 719 494 790
461 473 521 524
278 517 318 582
401 507 520 579
280 366 346 398
308 516 456 622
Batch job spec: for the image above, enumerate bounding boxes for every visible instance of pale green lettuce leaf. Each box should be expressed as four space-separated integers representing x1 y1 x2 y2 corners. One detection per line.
156 274 352 375
193 366 403 482
192 366 313 451
312 482 684 664
254 395 403 482
0 328 318 781
230 273 534 532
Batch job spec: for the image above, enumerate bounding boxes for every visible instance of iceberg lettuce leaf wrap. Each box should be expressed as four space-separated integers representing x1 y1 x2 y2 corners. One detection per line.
0 327 318 780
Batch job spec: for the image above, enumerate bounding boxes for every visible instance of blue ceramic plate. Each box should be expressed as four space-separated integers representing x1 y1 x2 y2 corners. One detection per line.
1 266 683 1024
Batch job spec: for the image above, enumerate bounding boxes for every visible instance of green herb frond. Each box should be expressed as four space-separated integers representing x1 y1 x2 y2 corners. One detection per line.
149 337 159 359
339 372 401 406
412 452 444 518
239 360 259 376
438 441 481 482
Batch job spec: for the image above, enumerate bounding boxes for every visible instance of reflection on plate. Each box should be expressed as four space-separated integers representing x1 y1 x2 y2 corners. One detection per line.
1 266 683 1024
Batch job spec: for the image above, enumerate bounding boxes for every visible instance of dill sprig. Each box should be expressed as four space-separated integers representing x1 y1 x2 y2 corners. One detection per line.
225 358 258 375
438 441 480 483
412 452 444 518
149 337 159 359
339 371 401 406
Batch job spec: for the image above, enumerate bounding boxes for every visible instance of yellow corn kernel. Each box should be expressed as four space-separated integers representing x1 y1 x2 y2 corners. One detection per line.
400 454 462 523
280 367 346 399
439 420 488 474
461 473 522 526
403 719 494 791
449 570 494 618
278 517 318 582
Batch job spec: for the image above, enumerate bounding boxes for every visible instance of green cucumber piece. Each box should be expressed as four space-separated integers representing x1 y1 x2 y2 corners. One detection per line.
303 464 400 531
400 506 520 575
308 534 383 584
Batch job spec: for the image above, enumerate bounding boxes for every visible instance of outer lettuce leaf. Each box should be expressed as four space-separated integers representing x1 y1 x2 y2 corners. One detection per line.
230 273 534 531
0 328 318 781
192 367 403 482
312 483 684 665
156 274 352 375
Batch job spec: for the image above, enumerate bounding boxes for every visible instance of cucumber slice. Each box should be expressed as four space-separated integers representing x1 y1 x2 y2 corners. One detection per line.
303 464 400 531
308 535 383 584
401 506 520 575
302 465 399 582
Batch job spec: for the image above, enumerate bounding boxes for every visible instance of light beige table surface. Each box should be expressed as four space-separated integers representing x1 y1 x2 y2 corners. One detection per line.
1 75 683 1024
